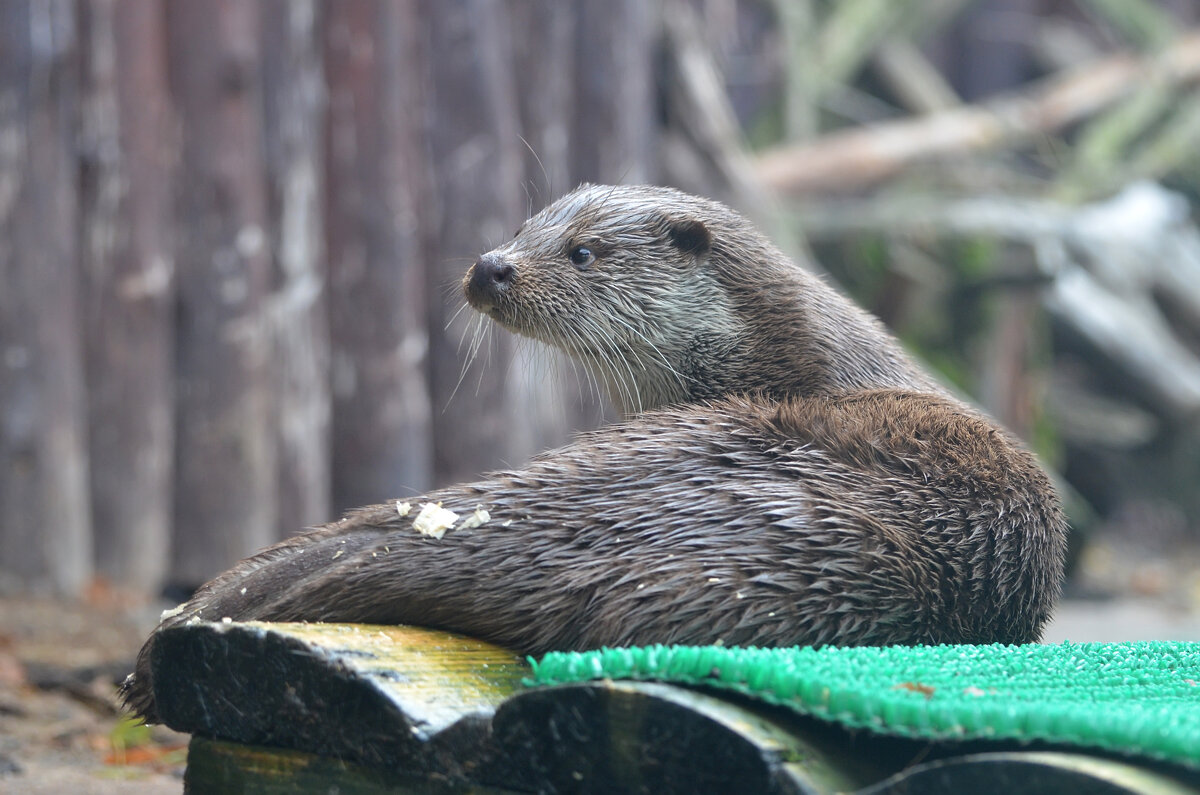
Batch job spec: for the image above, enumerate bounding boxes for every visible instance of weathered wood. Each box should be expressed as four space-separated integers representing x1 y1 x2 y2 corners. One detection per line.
185 736 417 795
569 0 657 184
0 0 91 595
151 621 529 780
78 0 174 590
491 680 891 794
261 0 331 539
661 0 764 209
756 30 1200 195
185 735 525 794
873 39 960 114
860 751 1200 795
423 0 525 485
505 0 608 459
324 0 432 512
792 184 1200 422
166 0 277 585
155 621 1200 793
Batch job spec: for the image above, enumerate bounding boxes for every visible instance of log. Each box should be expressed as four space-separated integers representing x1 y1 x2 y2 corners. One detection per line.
859 751 1200 795
0 0 91 595
167 0 277 585
184 736 527 794
323 0 432 512
149 622 1200 793
792 184 1200 422
505 0 610 457
261 0 331 539
78 0 174 591
422 0 525 485
491 680 887 794
149 621 529 782
569 0 657 184
756 30 1200 195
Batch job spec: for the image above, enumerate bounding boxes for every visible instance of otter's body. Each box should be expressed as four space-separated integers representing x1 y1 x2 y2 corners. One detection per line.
124 185 1067 721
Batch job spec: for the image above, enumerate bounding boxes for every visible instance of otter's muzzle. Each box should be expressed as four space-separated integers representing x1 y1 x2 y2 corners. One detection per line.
464 253 515 312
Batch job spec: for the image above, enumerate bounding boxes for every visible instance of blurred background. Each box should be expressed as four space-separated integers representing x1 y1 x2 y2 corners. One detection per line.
3 0 1200 640
2 0 1200 786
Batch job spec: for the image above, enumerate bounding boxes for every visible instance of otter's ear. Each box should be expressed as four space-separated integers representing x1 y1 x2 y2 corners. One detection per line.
667 218 712 257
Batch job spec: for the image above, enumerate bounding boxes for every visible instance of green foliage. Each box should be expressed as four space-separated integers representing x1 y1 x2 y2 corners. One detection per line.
109 714 153 754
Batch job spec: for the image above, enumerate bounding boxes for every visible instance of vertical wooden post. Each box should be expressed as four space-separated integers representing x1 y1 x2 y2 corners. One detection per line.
504 0 609 458
423 0 526 485
166 0 276 585
0 1 91 595
78 0 175 591
261 0 331 538
570 0 658 184
324 0 433 512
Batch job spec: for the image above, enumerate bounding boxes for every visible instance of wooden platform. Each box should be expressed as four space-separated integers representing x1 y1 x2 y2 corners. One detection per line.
148 621 1200 793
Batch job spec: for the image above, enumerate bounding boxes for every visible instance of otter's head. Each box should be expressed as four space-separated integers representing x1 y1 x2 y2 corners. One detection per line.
463 184 755 414
463 183 933 415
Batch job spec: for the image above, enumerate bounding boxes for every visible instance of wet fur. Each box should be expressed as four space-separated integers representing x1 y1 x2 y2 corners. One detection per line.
123 185 1066 722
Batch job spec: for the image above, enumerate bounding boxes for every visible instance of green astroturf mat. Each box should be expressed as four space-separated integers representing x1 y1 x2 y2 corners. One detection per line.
529 642 1200 767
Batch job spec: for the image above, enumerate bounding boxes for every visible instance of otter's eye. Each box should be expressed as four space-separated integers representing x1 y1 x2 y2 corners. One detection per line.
569 246 595 270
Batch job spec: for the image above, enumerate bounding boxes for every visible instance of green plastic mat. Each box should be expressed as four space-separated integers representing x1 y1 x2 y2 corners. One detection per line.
530 642 1200 767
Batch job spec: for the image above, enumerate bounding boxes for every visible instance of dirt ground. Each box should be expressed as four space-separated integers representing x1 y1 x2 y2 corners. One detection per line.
1 529 1198 794
0 585 187 794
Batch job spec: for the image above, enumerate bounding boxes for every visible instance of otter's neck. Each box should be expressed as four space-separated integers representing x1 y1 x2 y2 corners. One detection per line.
587 241 942 415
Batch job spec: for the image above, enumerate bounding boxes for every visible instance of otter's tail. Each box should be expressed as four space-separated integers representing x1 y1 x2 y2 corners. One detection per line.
121 509 402 722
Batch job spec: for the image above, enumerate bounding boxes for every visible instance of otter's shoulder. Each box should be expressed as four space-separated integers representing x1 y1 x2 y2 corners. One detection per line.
744 390 1052 489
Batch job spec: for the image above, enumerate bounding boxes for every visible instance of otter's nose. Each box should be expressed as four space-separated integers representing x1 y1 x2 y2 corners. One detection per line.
466 253 515 307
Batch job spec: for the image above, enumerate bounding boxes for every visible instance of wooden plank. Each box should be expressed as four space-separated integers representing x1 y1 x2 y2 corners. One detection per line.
569 0 657 184
0 0 91 594
150 621 529 779
422 0 526 485
260 0 331 539
491 680 890 794
860 751 1200 795
504 0 609 459
323 0 432 512
78 0 174 591
155 622 1200 792
185 735 524 794
166 0 277 585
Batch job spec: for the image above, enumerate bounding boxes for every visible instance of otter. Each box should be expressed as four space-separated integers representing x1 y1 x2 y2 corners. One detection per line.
123 184 1067 722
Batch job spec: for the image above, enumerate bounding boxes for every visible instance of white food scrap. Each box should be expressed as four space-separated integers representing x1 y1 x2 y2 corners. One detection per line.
412 502 459 539
458 505 490 530
396 500 412 518
160 603 186 623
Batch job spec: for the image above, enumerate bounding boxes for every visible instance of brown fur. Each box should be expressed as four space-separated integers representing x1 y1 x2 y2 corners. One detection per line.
123 185 1067 722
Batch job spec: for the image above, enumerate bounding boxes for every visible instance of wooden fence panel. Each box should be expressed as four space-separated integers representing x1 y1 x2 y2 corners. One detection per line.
261 0 331 538
78 0 175 588
167 0 277 585
504 0 609 459
423 0 527 486
0 0 666 595
0 1 91 594
324 0 433 513
571 0 658 185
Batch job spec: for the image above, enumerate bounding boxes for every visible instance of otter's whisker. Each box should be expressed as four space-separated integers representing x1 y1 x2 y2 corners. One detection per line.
445 300 472 333
559 323 604 409
519 135 552 200
447 313 490 409
578 314 642 414
563 319 616 412
606 313 695 391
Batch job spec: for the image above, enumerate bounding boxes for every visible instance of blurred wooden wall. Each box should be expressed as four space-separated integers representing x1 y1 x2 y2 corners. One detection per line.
0 0 659 595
